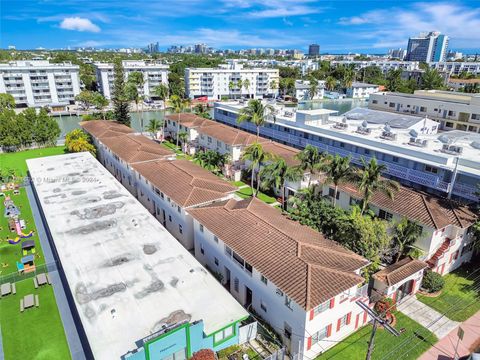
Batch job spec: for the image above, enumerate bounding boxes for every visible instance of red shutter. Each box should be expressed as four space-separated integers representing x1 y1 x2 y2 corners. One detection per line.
391 291 397 303
309 309 315 321
307 336 312 350
327 324 332 337
363 311 368 324
330 298 335 309
336 318 342 332
346 312 352 325
355 314 360 329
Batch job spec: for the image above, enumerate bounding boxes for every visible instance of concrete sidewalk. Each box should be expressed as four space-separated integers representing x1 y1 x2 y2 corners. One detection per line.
420 310 480 360
398 296 460 339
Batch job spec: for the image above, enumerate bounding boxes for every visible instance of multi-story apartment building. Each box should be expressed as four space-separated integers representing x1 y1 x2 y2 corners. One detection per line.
406 31 449 62
94 60 169 99
369 90 480 133
345 82 379 99
308 44 320 57
320 182 477 276
226 59 319 76
27 152 251 360
214 102 480 202
188 197 370 359
330 60 420 74
429 62 480 77
0 60 80 109
295 80 325 101
185 63 279 100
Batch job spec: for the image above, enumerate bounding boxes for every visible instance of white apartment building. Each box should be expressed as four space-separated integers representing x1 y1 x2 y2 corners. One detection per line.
295 80 325 101
226 59 320 76
429 62 480 77
346 82 380 99
94 60 169 99
369 90 480 133
331 60 420 73
189 197 370 359
214 103 480 202
0 60 80 109
320 182 477 276
185 63 279 100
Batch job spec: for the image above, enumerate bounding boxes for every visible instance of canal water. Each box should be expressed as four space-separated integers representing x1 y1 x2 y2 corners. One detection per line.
52 99 368 139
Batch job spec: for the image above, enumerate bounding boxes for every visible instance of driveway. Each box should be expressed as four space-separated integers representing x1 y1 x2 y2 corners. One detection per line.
398 296 460 339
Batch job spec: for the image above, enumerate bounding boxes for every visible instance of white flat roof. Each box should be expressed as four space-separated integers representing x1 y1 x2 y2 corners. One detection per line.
27 152 247 360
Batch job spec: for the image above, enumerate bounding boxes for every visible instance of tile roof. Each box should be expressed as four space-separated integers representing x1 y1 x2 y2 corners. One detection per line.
131 159 237 207
373 257 428 286
338 183 477 230
188 198 368 310
198 123 265 147
80 120 134 139
100 133 174 164
165 113 217 129
261 141 300 167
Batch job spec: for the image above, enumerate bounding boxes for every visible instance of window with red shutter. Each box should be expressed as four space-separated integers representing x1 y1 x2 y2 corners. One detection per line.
336 318 341 332
346 312 352 325
309 309 314 321
307 337 312 350
330 298 335 309
327 324 332 337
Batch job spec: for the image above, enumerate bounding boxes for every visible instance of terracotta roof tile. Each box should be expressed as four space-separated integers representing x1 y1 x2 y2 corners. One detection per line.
131 159 237 207
260 141 300 167
165 113 217 128
189 198 368 310
373 257 428 286
80 120 134 139
198 123 266 147
338 183 477 229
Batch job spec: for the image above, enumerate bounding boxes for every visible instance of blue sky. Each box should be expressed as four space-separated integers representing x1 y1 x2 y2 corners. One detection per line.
2 0 480 53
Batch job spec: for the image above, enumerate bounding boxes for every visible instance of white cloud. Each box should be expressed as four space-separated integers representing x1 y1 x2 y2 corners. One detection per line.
59 17 100 32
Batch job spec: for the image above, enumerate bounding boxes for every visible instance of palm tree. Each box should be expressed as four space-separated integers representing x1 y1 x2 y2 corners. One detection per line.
228 81 235 99
392 218 423 263
342 67 355 89
325 76 336 91
169 95 187 148
237 99 275 139
146 119 162 140
242 143 272 196
270 80 278 96
309 78 319 100
194 150 230 174
243 79 251 98
324 155 354 206
354 157 400 214
260 157 302 208
178 131 188 153
295 144 325 187
128 72 145 129
154 83 169 140
194 103 211 119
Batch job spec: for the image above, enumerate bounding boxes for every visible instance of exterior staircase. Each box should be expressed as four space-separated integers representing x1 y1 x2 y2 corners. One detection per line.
427 238 452 268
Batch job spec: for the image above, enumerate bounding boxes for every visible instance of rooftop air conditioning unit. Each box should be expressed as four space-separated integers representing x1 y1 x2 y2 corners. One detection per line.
450 146 463 154
442 144 450 151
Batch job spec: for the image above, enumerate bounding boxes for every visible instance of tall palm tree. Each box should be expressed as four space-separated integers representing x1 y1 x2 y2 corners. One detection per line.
243 79 251 98
392 218 423 263
260 157 302 209
169 95 187 148
354 157 400 214
270 80 278 96
178 131 188 153
242 142 271 197
154 83 169 141
228 81 235 99
309 78 319 100
342 67 355 89
295 144 325 187
325 76 336 91
128 71 145 129
146 118 162 140
237 99 275 139
324 155 354 206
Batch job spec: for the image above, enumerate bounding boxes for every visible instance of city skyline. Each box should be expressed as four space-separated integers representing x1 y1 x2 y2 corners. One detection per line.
2 0 480 53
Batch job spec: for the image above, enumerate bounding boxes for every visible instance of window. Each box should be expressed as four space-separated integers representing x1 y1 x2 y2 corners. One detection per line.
371 100 378 104
378 209 393 221
200 243 204 255
214 257 219 266
208 136 212 144
234 277 239 292
245 262 253 275
420 106 427 112
425 165 438 174
349 197 360 206
285 296 293 310
169 215 172 222
313 300 330 316
392 156 399 163
364 149 370 155
177 205 181 213
339 289 350 303
200 224 204 232
339 314 348 328
260 301 267 312
261 275 268 285
213 236 219 243
389 102 395 108
276 288 284 296
167 197 171 203
312 326 329 344
179 225 183 234
160 192 164 199
213 325 234 345
328 188 340 200
225 245 232 256
284 323 292 339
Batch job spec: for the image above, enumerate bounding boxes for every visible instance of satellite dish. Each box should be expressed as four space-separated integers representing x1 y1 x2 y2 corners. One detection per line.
384 124 391 132
409 129 418 138
362 120 368 128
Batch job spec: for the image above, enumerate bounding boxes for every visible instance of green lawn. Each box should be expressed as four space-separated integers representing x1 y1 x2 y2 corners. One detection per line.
230 180 248 187
0 279 71 360
317 312 437 360
417 264 480 322
0 146 66 177
235 186 277 204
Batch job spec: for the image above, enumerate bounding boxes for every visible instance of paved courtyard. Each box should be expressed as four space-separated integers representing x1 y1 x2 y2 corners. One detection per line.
398 296 460 339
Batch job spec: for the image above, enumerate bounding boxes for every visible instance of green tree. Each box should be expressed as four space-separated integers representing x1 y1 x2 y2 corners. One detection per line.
242 142 272 196
154 83 170 139
237 99 275 139
92 92 109 120
325 76 336 91
65 129 96 155
324 155 354 206
354 157 400 214
420 68 445 90
295 144 325 187
228 81 235 99
75 90 96 110
0 93 15 110
169 95 188 147
194 150 230 174
308 78 319 100
259 157 302 208
178 131 188 153
270 80 278 94
128 71 145 129
392 218 424 263
386 69 403 92
112 60 130 126
342 66 356 89
146 118 162 139
194 103 211 119
243 79 251 97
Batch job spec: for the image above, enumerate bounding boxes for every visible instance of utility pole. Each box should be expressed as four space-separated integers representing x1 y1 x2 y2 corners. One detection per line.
356 301 401 360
